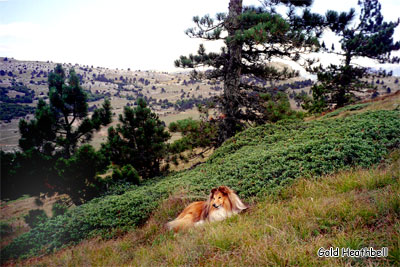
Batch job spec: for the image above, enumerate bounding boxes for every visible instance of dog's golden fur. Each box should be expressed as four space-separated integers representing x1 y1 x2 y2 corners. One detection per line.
166 186 247 231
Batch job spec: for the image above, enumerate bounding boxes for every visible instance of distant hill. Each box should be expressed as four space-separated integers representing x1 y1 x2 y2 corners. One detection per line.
372 64 400 76
0 57 310 151
1 57 399 152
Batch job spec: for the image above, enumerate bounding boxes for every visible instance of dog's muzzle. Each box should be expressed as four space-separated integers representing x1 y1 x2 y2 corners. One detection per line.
213 204 219 208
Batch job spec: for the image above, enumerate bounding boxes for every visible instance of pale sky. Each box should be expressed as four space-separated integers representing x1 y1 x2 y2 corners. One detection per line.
0 0 399 72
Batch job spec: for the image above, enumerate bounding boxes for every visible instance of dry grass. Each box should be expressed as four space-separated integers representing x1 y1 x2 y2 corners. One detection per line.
333 91 400 120
12 153 400 267
164 147 215 172
306 90 400 122
0 194 69 249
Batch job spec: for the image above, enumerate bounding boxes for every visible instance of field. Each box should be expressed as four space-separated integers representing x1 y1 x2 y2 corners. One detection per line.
1 96 399 263
18 154 400 266
1 57 400 265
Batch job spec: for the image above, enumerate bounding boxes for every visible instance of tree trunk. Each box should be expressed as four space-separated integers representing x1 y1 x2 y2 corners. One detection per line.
336 53 352 108
219 0 243 143
345 52 351 67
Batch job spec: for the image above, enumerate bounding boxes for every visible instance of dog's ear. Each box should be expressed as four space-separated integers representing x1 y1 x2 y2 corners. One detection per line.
202 189 216 220
210 188 217 195
208 188 216 201
218 186 230 195
225 187 247 213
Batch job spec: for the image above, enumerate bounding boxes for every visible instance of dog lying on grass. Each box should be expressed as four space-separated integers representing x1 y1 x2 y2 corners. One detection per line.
167 186 247 231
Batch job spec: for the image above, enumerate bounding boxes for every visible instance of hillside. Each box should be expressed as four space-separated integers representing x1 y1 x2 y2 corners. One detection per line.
20 154 400 266
3 57 398 152
1 92 399 264
0 57 218 151
0 57 315 152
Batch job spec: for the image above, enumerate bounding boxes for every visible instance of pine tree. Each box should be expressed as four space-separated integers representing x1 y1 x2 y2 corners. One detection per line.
3 65 112 202
102 98 170 179
19 64 112 158
308 0 400 109
334 0 400 66
54 144 109 204
175 0 327 143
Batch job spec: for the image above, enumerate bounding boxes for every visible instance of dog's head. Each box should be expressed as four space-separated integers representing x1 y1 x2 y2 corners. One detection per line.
203 186 247 218
209 186 230 209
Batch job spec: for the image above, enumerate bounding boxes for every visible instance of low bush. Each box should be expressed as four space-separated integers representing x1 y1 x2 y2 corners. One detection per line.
52 201 68 217
260 91 305 122
24 209 48 229
0 103 35 121
0 221 13 237
2 110 400 261
112 164 141 185
323 103 371 118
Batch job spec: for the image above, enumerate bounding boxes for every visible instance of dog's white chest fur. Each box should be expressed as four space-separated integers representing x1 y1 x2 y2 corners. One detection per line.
208 207 232 222
194 208 233 227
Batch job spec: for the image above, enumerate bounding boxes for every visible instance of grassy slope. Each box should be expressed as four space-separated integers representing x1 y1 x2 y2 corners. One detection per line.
21 153 400 266
2 95 400 263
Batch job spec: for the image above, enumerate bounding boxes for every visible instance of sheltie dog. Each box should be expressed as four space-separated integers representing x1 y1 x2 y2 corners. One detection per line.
166 186 247 231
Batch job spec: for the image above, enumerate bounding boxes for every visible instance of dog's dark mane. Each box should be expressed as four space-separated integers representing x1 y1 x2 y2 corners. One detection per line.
200 186 243 220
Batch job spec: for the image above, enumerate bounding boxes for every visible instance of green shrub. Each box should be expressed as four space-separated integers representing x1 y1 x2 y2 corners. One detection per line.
300 84 328 113
103 181 137 196
2 110 400 261
260 92 305 123
24 209 48 229
323 103 371 118
112 164 140 185
168 117 218 154
52 201 68 217
0 222 13 237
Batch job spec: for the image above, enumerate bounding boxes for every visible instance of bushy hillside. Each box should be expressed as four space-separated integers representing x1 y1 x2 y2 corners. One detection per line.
2 110 400 261
24 154 400 266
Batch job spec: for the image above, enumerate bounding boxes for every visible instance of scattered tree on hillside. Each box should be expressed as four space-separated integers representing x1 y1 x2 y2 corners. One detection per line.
260 92 305 122
304 0 400 112
2 64 112 203
19 64 112 158
54 144 109 204
175 0 331 143
168 115 218 156
102 98 170 179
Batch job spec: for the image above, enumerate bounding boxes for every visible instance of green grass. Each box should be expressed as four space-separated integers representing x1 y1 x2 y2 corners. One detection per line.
323 103 371 118
1 110 400 261
20 153 400 266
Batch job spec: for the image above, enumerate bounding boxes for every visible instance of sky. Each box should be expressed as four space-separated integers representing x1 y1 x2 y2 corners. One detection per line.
0 0 399 72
